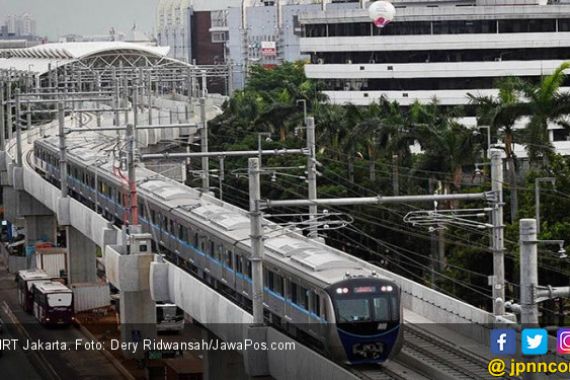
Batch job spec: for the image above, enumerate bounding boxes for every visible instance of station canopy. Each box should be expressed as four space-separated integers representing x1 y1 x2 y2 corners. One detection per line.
0 41 190 78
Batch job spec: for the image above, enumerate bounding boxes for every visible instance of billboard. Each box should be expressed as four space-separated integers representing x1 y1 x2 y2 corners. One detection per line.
261 41 276 57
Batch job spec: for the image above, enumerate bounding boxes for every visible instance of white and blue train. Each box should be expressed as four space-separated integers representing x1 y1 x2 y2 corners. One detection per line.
33 134 403 364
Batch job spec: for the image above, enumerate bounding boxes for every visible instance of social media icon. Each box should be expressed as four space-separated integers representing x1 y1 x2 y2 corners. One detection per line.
557 329 570 354
491 329 516 355
522 328 548 355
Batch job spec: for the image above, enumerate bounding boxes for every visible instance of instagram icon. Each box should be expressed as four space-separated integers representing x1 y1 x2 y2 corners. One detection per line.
557 329 570 354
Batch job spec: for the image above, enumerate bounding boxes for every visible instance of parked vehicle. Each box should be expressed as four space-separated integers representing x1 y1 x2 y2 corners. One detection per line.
156 302 185 333
32 281 74 326
16 269 52 312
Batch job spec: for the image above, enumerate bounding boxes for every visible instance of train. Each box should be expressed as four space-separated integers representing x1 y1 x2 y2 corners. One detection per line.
33 134 403 364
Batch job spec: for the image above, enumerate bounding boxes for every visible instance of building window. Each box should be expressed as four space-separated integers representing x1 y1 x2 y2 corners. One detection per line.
211 31 227 43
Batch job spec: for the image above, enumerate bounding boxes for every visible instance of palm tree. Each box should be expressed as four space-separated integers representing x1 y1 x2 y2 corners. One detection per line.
468 76 526 220
345 102 382 182
255 88 301 141
313 102 348 159
519 62 570 162
413 100 479 192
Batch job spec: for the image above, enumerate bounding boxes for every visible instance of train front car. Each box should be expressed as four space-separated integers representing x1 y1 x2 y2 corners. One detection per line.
325 277 402 365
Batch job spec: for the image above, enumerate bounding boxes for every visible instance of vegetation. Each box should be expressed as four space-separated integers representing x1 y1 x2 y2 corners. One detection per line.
209 61 570 322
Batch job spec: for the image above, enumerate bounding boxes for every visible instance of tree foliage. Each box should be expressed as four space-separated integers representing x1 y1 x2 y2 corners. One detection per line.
208 62 570 319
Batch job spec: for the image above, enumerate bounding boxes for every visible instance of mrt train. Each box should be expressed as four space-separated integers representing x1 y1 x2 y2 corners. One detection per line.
33 134 402 364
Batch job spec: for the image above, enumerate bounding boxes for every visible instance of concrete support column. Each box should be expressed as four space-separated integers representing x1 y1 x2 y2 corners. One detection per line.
24 215 57 247
203 329 248 380
119 289 156 359
66 226 97 284
105 235 156 359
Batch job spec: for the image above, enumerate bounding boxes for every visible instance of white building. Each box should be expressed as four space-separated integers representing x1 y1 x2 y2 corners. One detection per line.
299 0 570 107
5 14 36 37
298 0 570 157
156 0 192 61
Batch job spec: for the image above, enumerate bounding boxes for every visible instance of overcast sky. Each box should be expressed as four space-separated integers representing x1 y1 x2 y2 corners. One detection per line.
0 0 158 40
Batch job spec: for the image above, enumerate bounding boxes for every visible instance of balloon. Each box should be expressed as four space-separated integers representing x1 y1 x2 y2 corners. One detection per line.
368 1 396 28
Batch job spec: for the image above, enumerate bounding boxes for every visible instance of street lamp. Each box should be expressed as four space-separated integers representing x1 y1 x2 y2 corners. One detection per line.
535 177 556 234
296 99 307 124
257 132 272 167
473 125 491 159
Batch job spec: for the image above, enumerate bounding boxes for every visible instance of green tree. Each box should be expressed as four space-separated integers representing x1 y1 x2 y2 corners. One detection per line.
519 62 570 162
413 101 479 191
468 76 526 220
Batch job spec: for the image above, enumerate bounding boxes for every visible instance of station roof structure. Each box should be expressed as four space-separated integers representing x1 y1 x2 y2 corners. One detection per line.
0 41 185 78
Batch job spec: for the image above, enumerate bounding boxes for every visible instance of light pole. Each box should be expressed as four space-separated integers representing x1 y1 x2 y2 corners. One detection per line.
296 99 307 124
257 132 272 167
490 148 505 316
535 177 555 235
474 125 491 159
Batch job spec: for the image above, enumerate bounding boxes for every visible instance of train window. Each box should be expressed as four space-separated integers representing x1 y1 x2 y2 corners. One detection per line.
209 241 215 257
194 233 198 246
170 219 176 235
337 299 371 322
217 245 224 261
290 282 298 303
178 225 186 241
150 210 156 224
236 256 243 274
246 260 252 279
297 286 308 309
138 202 145 218
311 293 321 316
226 249 233 268
272 272 283 296
372 298 390 321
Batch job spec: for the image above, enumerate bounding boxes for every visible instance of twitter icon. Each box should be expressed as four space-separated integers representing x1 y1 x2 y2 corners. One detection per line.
522 329 548 355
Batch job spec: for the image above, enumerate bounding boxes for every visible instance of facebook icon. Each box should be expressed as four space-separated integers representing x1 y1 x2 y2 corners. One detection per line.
491 329 516 355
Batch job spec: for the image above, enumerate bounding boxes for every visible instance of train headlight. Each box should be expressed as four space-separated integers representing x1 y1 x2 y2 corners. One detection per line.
336 287 349 294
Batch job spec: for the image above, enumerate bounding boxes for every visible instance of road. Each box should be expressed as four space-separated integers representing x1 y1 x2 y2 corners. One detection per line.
0 258 125 380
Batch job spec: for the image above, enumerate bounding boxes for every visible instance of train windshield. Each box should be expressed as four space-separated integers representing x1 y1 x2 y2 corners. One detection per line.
335 294 397 322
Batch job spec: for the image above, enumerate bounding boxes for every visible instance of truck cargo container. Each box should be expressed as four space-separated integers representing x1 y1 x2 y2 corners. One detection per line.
71 282 111 312
35 247 66 278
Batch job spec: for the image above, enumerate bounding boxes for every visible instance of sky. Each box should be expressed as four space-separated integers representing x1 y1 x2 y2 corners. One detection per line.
0 0 158 40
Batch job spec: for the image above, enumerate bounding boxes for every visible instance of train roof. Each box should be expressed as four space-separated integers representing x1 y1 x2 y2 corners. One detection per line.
35 134 384 287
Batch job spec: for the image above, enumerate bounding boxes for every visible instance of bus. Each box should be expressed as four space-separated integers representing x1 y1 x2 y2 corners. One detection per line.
16 269 52 312
156 303 184 333
32 281 74 326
